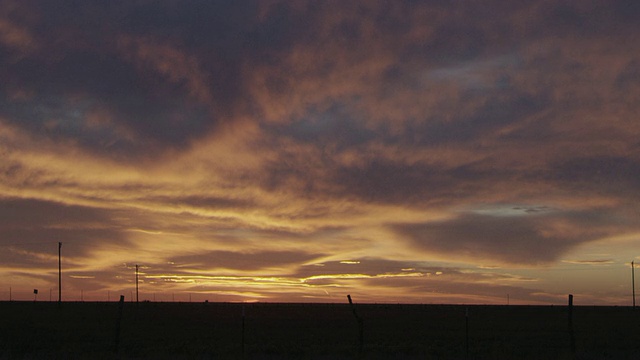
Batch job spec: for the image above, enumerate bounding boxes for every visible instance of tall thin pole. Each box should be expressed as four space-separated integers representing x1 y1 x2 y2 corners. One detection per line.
632 261 636 308
58 242 62 303
135 264 139 303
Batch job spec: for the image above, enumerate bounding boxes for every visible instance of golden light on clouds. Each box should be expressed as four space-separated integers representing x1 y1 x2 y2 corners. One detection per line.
1 0 640 304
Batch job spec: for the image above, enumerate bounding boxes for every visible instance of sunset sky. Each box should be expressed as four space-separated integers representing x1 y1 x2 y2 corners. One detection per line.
1 0 640 304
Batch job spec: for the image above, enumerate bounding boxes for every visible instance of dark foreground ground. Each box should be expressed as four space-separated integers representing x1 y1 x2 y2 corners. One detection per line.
1 301 639 359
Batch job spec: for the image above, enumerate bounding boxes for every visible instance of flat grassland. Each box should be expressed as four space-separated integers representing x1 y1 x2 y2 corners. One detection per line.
1 301 639 359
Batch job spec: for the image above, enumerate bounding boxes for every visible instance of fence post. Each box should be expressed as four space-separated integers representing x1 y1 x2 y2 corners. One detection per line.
347 295 364 357
632 261 636 309
465 307 470 359
241 304 246 358
113 295 125 353
568 294 575 355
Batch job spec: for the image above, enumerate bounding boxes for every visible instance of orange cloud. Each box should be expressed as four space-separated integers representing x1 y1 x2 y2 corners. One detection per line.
117 35 214 105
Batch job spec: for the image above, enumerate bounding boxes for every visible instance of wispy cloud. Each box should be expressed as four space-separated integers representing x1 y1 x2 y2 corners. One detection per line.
562 259 615 266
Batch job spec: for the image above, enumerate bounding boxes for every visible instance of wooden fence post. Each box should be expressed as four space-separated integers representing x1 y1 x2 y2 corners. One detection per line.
347 295 364 357
465 307 470 359
568 294 575 355
113 295 125 353
241 304 246 358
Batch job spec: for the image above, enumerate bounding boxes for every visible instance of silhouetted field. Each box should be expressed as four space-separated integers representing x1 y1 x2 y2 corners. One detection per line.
1 301 640 359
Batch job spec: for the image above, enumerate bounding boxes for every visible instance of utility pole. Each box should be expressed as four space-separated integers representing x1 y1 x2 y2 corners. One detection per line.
135 264 139 303
58 242 62 303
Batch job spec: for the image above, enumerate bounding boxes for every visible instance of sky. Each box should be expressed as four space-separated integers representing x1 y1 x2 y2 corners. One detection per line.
1 0 640 304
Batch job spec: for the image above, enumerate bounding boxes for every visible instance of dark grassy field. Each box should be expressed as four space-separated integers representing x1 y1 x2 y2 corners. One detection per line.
1 301 640 359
